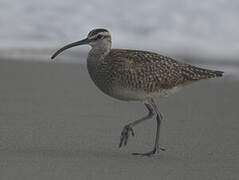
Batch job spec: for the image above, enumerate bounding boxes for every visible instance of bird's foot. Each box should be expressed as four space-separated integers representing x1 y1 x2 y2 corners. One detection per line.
132 146 166 156
119 125 135 148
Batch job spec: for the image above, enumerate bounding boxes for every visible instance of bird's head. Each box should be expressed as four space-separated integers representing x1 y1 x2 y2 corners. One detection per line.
87 28 111 47
51 28 111 60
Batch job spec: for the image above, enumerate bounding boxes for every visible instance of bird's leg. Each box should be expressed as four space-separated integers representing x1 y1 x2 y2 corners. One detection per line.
119 103 154 148
133 99 165 156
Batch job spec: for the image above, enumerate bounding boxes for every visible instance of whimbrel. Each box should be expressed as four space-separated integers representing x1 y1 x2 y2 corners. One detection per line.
51 28 223 156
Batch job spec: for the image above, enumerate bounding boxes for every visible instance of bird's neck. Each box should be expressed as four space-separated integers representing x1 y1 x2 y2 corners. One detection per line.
88 41 111 62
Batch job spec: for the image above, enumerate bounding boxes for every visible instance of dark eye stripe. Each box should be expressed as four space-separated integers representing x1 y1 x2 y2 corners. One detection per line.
91 34 110 41
93 34 103 40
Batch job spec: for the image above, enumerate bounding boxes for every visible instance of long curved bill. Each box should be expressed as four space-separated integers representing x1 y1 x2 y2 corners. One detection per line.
51 38 90 59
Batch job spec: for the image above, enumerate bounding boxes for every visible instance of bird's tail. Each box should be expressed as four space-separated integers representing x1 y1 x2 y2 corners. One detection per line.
182 65 224 81
212 70 224 77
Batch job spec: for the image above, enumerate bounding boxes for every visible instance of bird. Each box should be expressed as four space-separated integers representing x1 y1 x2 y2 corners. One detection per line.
51 28 223 156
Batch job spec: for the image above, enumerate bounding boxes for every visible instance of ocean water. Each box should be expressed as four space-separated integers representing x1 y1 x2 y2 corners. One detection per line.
0 0 239 64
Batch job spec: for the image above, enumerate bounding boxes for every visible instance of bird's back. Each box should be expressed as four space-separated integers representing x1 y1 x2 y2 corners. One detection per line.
87 49 223 101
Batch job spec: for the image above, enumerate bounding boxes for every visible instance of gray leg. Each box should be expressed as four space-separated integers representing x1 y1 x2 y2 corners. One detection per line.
119 103 154 148
133 98 165 156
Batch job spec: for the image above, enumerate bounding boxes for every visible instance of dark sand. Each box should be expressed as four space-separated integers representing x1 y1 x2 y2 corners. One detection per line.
0 60 238 180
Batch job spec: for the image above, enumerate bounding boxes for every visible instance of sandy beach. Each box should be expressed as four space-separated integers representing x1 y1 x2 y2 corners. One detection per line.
0 59 238 180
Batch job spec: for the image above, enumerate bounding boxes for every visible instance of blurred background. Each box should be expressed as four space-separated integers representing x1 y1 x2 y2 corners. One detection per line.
0 0 238 66
0 1 239 179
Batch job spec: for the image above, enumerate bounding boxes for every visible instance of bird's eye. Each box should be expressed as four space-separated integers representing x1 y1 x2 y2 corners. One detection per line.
96 34 103 39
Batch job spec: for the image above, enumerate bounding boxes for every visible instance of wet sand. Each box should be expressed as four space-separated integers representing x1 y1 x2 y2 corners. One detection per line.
0 60 238 180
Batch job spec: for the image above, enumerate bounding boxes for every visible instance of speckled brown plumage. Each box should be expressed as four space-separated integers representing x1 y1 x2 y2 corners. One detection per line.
87 49 223 100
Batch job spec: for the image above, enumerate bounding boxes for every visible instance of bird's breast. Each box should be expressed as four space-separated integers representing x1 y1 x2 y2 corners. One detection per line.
87 58 114 96
86 58 143 101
